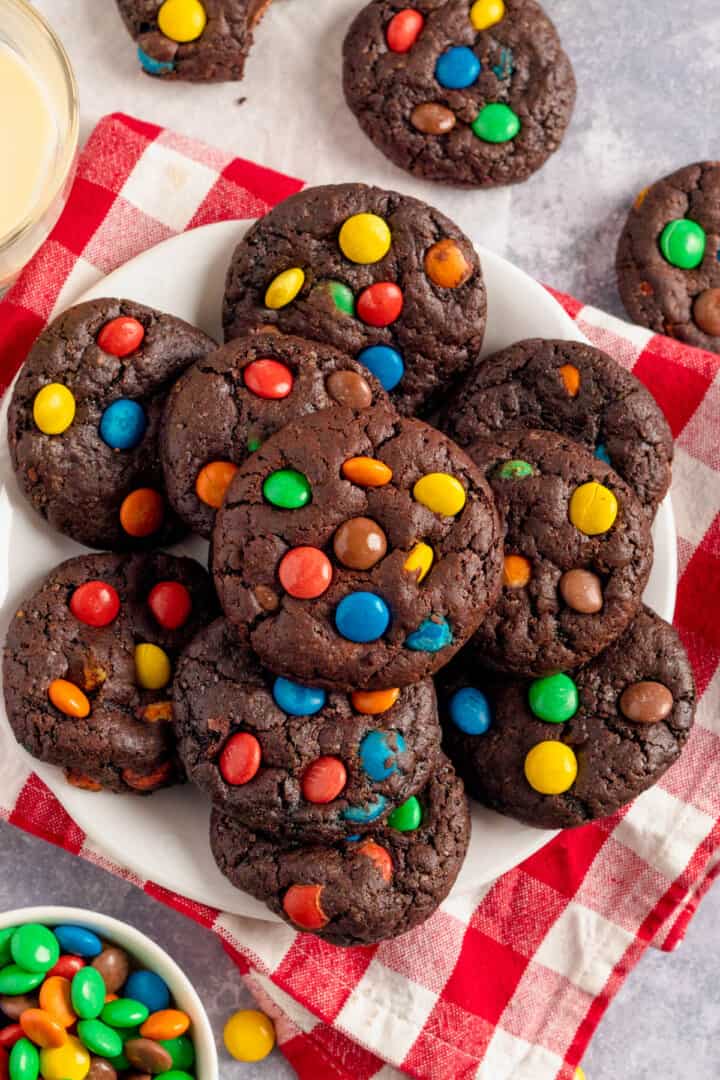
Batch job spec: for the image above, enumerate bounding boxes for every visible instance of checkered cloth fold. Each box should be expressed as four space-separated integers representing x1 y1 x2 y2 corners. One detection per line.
1 114 719 1080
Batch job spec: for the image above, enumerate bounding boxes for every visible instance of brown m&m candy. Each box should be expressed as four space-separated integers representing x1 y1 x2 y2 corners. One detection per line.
559 569 603 614
693 288 720 337
333 516 387 570
619 681 673 723
410 103 456 135
326 370 373 409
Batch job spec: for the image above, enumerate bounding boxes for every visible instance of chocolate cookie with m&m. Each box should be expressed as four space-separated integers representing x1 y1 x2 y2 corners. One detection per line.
617 161 720 352
222 183 486 416
210 755 470 946
342 0 576 188
161 332 393 538
439 338 674 517
211 406 503 691
2 552 217 794
464 428 653 677
116 0 273 81
8 298 215 550
438 608 696 829
173 619 441 840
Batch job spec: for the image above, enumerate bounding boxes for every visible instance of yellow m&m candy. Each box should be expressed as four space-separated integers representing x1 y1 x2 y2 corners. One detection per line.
524 741 578 795
339 213 391 264
135 643 171 690
40 1035 90 1080
404 542 434 583
470 0 505 30
33 383 76 435
575 1068 586 1080
265 267 305 309
569 481 618 536
157 0 207 42
224 1008 276 1062
413 473 466 516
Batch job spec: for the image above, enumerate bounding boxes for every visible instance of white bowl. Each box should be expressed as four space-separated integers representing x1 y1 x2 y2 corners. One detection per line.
0 906 218 1079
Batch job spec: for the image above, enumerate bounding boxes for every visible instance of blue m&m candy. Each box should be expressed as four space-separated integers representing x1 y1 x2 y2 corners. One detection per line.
357 345 405 391
595 443 611 465
335 592 390 643
342 795 387 823
137 46 175 75
435 46 481 89
99 399 147 450
359 730 407 781
449 687 492 735
405 616 453 652
53 925 103 958
272 678 326 716
124 970 171 1013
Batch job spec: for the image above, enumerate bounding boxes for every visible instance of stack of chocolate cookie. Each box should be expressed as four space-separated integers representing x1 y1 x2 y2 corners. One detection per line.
3 181 696 948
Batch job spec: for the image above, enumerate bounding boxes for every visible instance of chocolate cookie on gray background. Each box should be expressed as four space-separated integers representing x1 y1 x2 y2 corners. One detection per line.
464 428 653 677
438 608 696 829
161 332 393 538
116 0 272 81
212 406 504 691
439 338 673 517
210 755 469 945
222 183 486 416
3 552 217 794
617 161 720 353
173 619 440 840
343 0 576 188
8 298 215 551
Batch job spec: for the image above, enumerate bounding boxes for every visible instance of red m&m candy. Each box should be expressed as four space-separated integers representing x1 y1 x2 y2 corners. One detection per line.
148 581 192 629
220 733 261 786
357 840 393 881
386 9 424 52
47 955 85 980
243 359 294 400
97 317 145 358
70 581 120 628
278 547 332 599
356 283 404 327
301 756 347 803
283 884 328 930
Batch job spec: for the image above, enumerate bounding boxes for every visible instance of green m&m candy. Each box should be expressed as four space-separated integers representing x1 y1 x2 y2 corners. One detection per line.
472 102 521 143
388 795 422 832
529 672 579 724
160 1035 196 1070
659 218 706 269
262 468 312 509
101 997 150 1028
9 1036 40 1080
0 965 45 995
498 459 534 479
320 280 355 316
10 924 59 973
77 1018 124 1058
162 1072 195 1080
71 966 106 1019
0 927 17 967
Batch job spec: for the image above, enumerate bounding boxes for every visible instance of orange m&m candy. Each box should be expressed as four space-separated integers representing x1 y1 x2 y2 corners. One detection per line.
559 363 581 397
283 884 329 929
503 554 531 588
20 1008 67 1049
301 756 347 804
48 679 90 719
195 461 239 509
39 977 76 1029
140 1008 190 1041
64 770 102 791
351 687 400 715
341 456 392 487
356 840 393 882
278 546 332 599
119 488 164 537
219 733 261 786
424 239 472 289
243 359 294 400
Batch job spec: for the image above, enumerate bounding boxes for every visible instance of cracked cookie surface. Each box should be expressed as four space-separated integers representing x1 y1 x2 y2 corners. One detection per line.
212 406 504 690
464 428 653 676
3 552 217 793
438 608 696 829
210 755 470 945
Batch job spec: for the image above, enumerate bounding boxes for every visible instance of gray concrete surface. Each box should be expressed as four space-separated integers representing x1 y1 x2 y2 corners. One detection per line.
4 1 720 1077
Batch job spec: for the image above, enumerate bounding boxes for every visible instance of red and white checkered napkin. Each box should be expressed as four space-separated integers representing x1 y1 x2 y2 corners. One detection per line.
2 114 719 1080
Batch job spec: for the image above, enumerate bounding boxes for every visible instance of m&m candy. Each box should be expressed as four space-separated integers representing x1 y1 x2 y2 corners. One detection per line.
39 1034 89 1080
11 926 59 975
342 794 387 823
119 488 164 537
195 460 238 509
263 468 311 509
357 345 405 391
48 680 90 719
424 239 472 288
335 592 390 642
524 741 578 794
224 1009 275 1063
53 927 102 960
470 0 505 30
449 687 492 735
528 673 578 724
20 1008 66 1049
9 1038 39 1080
283 884 328 930
278 546 332 599
134 643 171 690
386 8 425 52
71 966 105 1020
659 218 706 269
559 363 581 397
404 542 434 583
356 840 393 881
157 0 207 42
559 569 603 614
317 280 355 316
619 681 673 724
498 459 533 479
333 516 388 570
99 399 147 450
220 732 262 785
405 616 453 652
70 581 120 628
243 359 294 399
359 730 406 781
33 384 75 435
339 213 391 264
388 795 422 831
265 267 305 309
503 554 531 588
351 687 400 715
272 677 326 716
356 282 404 327
138 46 175 74
326 369 373 408
148 581 192 630
411 103 456 135
413 472 466 516
342 456 392 487
301 756 348 803
96 317 145 357
569 481 618 535
472 102 521 142
435 46 481 90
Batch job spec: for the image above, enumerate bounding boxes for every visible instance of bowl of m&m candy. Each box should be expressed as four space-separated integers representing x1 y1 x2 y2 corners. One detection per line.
0 907 217 1080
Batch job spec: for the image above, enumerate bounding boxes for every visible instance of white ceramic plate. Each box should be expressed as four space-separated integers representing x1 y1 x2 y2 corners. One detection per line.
0 222 677 918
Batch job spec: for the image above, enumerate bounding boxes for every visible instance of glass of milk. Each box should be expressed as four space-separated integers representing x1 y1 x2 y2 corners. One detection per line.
0 0 78 293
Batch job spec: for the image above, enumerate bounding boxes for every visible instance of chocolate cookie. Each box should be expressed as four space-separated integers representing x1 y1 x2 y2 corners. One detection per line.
116 0 272 81
173 619 440 840
8 298 215 551
210 755 469 945
464 428 653 677
439 338 673 517
438 608 696 829
617 161 720 352
222 183 487 416
343 0 576 188
212 407 504 690
3 552 217 794
161 332 393 538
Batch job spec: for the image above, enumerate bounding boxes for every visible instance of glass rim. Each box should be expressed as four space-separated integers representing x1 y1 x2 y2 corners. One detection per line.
0 0 79 252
